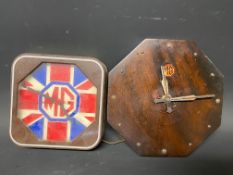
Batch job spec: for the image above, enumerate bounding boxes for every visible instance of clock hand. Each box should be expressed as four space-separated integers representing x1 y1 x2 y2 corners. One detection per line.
154 98 167 104
170 94 215 102
159 66 173 113
21 85 69 117
161 66 170 96
154 94 215 104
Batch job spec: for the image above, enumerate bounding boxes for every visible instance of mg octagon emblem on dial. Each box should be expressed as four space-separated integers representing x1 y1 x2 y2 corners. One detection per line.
10 54 107 149
39 82 79 121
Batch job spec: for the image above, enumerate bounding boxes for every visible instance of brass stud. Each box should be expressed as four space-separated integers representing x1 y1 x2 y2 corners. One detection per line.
210 73 215 77
111 95 116 100
166 43 173 48
161 148 167 154
215 98 221 104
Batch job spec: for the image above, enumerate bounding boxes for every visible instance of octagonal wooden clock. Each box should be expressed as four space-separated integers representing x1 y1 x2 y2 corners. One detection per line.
10 54 107 150
108 39 223 156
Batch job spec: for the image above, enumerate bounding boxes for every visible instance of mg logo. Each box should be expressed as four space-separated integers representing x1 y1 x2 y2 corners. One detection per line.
163 63 175 77
39 82 79 121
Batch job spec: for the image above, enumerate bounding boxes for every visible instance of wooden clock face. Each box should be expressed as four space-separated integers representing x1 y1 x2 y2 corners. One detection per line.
107 39 223 156
10 54 107 150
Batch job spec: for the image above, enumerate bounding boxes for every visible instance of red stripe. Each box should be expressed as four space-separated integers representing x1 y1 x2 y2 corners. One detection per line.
22 114 43 125
76 80 93 90
85 116 95 122
79 94 96 113
47 122 67 141
18 89 39 110
22 81 33 87
50 64 71 83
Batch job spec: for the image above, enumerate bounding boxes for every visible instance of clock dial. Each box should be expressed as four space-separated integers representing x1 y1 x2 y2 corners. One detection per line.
107 39 223 156
10 54 107 149
154 65 216 113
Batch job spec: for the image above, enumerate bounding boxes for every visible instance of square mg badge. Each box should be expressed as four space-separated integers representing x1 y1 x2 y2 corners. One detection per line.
10 53 107 150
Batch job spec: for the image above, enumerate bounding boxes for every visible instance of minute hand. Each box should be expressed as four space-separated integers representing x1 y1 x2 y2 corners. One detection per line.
170 94 215 102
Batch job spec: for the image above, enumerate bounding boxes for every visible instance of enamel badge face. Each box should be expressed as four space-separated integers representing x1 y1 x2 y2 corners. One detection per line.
108 39 223 156
10 54 107 149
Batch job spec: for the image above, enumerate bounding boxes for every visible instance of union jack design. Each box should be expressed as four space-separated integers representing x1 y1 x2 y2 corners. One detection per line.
17 63 97 142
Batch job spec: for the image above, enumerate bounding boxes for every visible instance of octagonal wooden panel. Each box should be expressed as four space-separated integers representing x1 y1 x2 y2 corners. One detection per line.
107 39 223 156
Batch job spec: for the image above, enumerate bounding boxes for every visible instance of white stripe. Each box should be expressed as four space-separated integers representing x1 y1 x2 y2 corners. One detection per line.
76 87 97 94
46 63 51 85
76 117 91 127
27 76 45 90
27 116 43 126
74 113 95 127
66 120 71 142
75 112 95 117
70 65 74 86
43 118 48 140
18 76 45 91
75 79 88 89
17 110 40 119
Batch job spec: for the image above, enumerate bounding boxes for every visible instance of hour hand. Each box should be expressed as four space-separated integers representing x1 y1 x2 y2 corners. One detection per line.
161 66 170 96
154 98 167 104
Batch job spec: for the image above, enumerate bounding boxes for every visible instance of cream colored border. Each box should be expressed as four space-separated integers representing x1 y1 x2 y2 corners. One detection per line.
10 53 106 150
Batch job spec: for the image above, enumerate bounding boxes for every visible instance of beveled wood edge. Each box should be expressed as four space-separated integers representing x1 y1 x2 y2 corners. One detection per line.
9 53 107 150
110 38 224 77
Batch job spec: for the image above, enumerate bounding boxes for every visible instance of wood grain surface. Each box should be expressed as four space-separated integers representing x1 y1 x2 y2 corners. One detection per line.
107 39 223 156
